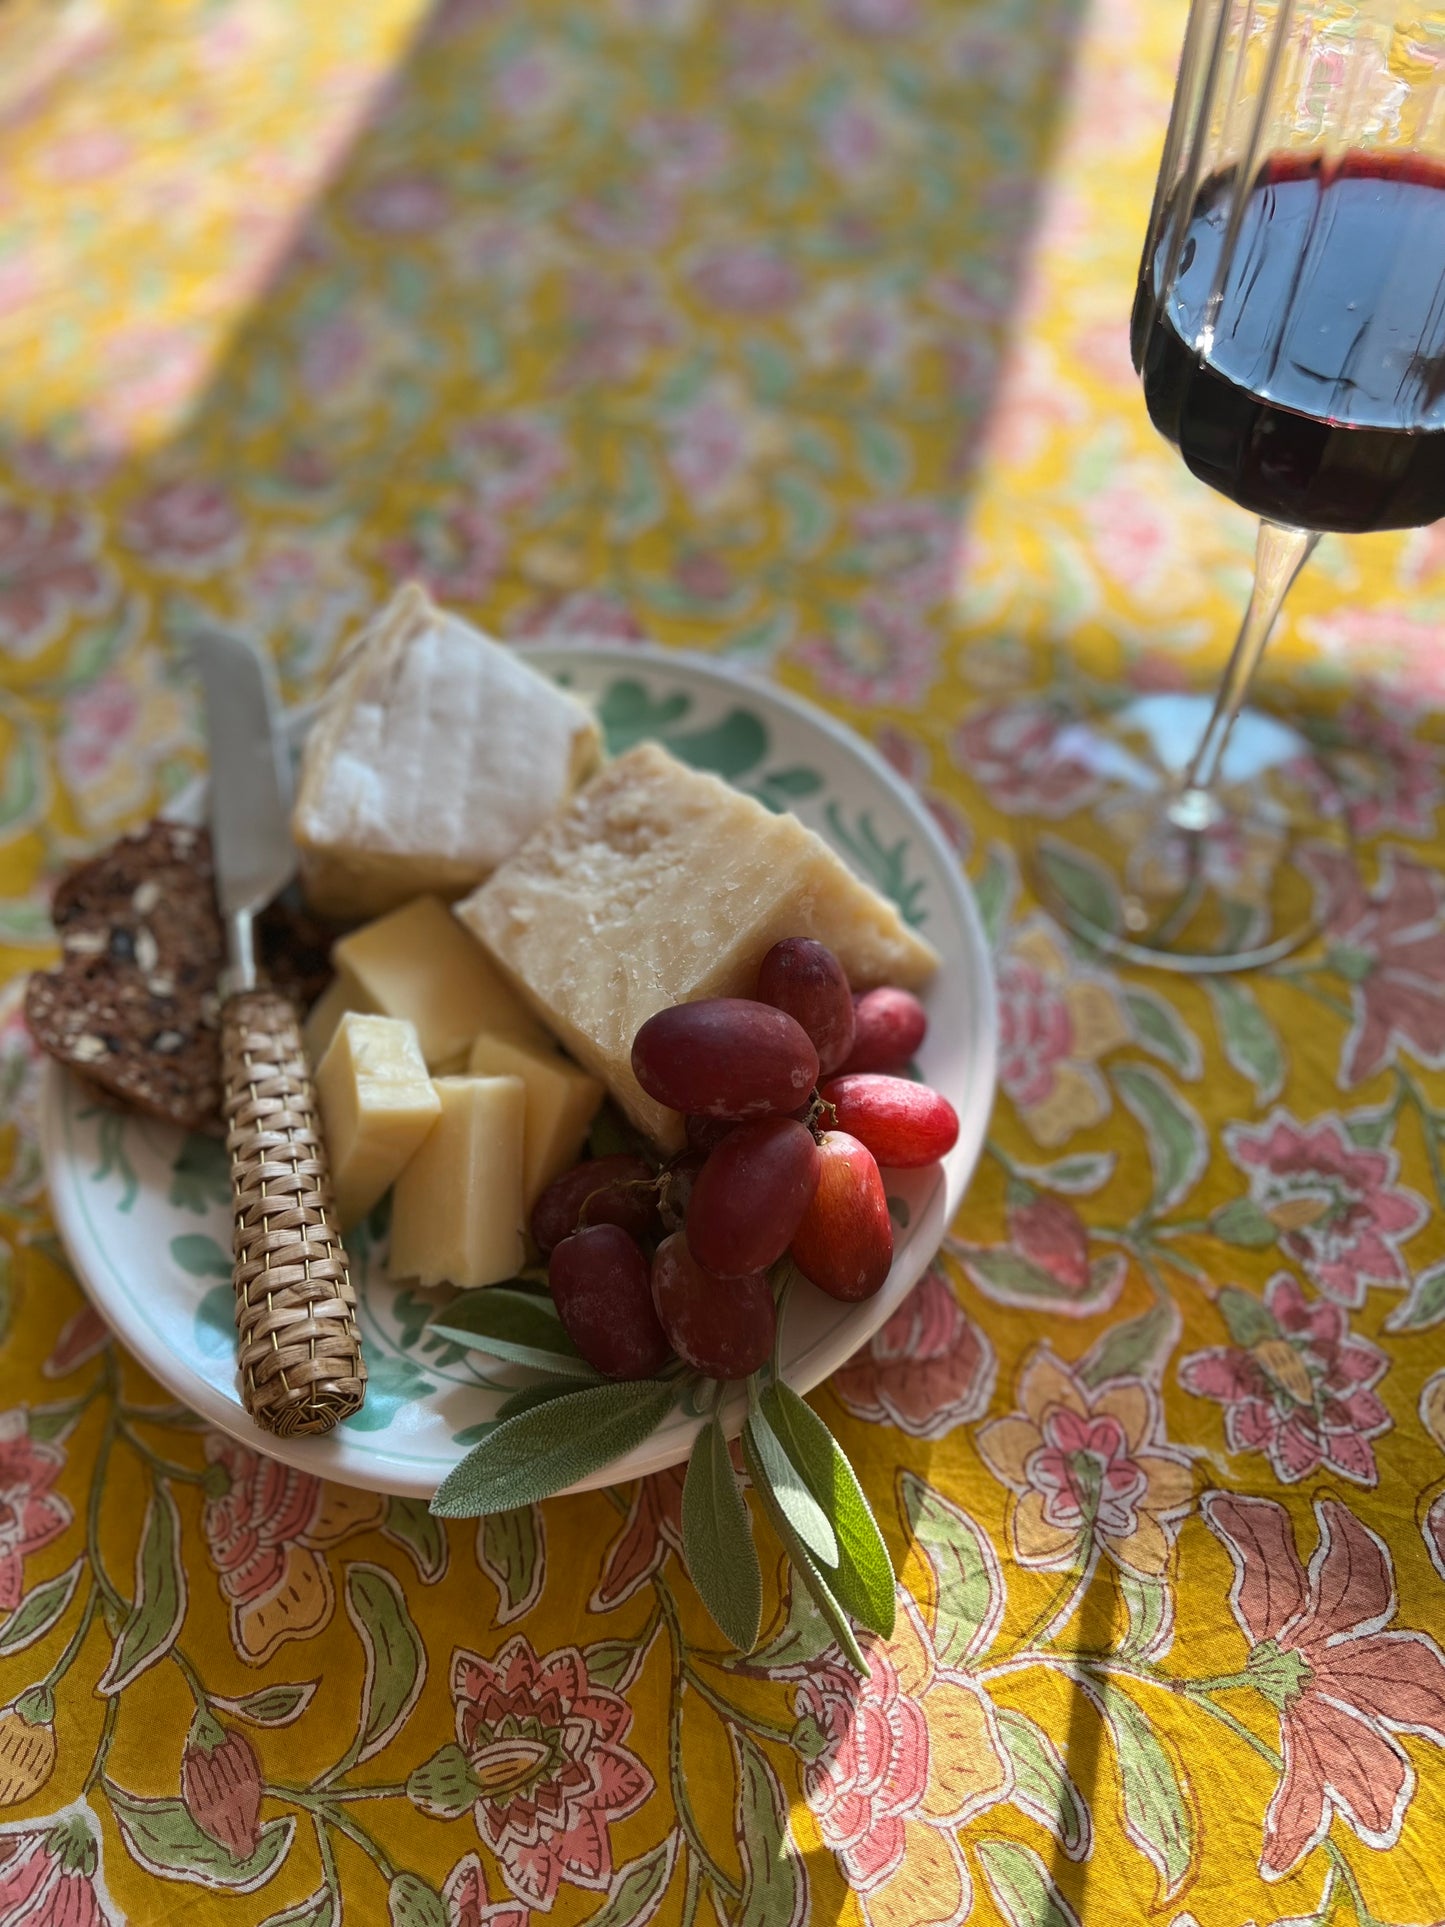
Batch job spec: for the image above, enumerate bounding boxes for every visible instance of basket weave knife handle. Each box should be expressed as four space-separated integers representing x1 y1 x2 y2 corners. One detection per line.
221 987 366 1436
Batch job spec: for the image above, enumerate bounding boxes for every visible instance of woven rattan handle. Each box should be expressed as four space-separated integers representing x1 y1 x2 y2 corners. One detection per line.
221 987 366 1436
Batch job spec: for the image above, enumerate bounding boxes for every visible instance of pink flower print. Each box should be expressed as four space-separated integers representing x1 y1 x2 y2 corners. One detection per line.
1203 1492 1445 1877
354 173 450 233
0 502 107 656
953 698 1100 819
379 506 506 607
850 500 959 607
723 7 810 90
506 591 646 645
789 1598 1010 1924
571 181 678 252
977 1348 1192 1577
589 1466 685 1610
492 46 581 124
450 1638 652 1909
55 673 139 793
1304 696 1444 840
1300 605 1445 707
453 415 569 513
833 0 920 33
688 246 802 315
630 114 731 188
871 724 973 858
43 1306 109 1380
794 594 938 709
122 479 241 574
832 1266 996 1438
996 920 1130 1147
441 1855 530 1927
1009 1192 1092 1294
1083 472 1184 597
1225 1110 1425 1306
799 282 919 382
0 1413 70 1613
561 270 676 387
1180 1273 1391 1487
0 1807 121 1926
1301 845 1445 1087
11 440 116 496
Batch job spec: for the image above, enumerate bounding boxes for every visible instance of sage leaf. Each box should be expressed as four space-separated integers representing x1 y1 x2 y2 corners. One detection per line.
431 1380 679 1517
682 1417 762 1652
741 1424 868 1676
744 1406 837 1568
760 1384 894 1637
428 1288 596 1379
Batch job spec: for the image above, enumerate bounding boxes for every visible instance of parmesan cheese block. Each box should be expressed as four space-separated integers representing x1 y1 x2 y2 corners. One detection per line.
467 1032 603 1207
314 1013 440 1230
333 895 549 1071
457 743 939 1151
293 583 603 919
388 1075 526 1289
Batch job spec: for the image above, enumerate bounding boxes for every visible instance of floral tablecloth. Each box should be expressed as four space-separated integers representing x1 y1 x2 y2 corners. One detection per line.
5 2 1445 1924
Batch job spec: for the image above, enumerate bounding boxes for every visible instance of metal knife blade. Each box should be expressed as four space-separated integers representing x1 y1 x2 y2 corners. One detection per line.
191 629 296 989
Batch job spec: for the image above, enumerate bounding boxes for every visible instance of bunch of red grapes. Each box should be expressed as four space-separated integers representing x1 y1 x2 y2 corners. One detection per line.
534 938 959 1383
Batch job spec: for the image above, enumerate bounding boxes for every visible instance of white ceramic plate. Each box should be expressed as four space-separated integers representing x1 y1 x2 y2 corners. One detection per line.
40 645 997 1498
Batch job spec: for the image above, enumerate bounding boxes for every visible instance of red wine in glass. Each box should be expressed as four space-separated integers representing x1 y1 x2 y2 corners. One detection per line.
1132 150 1445 534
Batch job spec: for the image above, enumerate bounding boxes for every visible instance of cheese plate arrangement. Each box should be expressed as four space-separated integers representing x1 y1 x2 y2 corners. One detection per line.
36 591 996 1662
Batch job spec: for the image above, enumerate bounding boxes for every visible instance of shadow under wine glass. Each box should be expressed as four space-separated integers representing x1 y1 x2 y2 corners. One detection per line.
1025 0 1445 973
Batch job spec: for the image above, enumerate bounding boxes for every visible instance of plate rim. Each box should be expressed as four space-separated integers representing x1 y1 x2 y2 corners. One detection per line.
39 643 998 1497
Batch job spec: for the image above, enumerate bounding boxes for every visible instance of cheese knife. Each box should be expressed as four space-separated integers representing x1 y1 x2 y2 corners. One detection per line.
192 628 366 1436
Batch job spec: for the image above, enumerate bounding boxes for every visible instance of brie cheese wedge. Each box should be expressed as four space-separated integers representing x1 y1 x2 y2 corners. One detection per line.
293 583 603 919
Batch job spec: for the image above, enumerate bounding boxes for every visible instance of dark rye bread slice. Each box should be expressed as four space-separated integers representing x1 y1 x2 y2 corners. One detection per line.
25 820 345 1134
26 820 225 1132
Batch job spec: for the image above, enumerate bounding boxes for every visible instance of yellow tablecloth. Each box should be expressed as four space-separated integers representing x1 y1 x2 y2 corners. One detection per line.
4 3 1445 1923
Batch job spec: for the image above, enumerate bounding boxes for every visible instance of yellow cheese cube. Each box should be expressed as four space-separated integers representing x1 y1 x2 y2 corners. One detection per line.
315 1013 441 1230
467 1032 603 1207
388 1075 526 1289
302 967 374 1067
333 895 548 1071
457 744 939 1150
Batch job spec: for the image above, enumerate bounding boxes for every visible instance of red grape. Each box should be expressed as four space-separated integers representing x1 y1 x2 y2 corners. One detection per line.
842 987 928 1074
755 939 855 1076
790 1131 893 1300
818 1073 959 1167
686 1117 821 1275
531 1155 658 1256
632 999 818 1119
650 1232 775 1378
549 1226 673 1378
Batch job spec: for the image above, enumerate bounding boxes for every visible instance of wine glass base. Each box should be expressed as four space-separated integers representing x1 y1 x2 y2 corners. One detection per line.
1019 692 1350 975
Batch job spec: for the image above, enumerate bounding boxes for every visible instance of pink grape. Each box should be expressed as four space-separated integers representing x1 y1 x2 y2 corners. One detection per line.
549 1225 674 1378
790 1132 893 1300
755 938 855 1076
818 1073 959 1167
650 1232 775 1378
685 1117 822 1276
531 1155 658 1256
632 998 818 1118
842 987 928 1074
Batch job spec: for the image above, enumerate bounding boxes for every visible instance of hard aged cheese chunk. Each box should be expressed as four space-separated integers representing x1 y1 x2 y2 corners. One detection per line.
314 1013 440 1230
467 1032 603 1207
388 1075 526 1289
292 583 603 919
333 895 548 1071
456 744 939 1152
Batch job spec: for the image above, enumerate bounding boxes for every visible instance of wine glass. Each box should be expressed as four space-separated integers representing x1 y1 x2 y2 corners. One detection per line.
1025 0 1445 972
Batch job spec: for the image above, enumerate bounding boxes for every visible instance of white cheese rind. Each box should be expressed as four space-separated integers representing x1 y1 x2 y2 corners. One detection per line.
314 1013 440 1230
333 895 550 1071
293 583 603 919
388 1075 526 1289
457 743 939 1150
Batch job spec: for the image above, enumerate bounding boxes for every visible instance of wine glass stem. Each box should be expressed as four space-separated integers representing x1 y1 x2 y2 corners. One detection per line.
1168 518 1320 830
